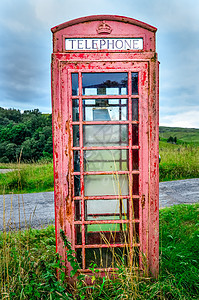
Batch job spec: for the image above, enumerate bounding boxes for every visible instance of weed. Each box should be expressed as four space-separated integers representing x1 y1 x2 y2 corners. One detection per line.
0 204 198 299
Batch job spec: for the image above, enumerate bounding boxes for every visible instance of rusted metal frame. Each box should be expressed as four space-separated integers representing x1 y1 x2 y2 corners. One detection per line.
81 171 139 175
74 219 140 225
52 57 67 264
75 243 140 249
72 95 139 100
127 70 134 263
139 63 149 270
72 95 135 99
73 146 129 150
86 213 128 217
68 70 76 259
62 65 72 271
72 121 138 125
138 68 143 268
81 103 128 107
147 58 159 278
81 195 139 200
60 58 153 63
78 71 86 270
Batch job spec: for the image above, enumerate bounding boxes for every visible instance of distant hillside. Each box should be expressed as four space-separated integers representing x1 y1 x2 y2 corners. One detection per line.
159 126 199 144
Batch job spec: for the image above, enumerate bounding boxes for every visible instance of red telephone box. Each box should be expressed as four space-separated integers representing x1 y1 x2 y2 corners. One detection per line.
51 15 159 278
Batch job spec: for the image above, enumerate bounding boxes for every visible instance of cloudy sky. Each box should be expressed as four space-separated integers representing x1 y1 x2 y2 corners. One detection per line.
0 0 199 128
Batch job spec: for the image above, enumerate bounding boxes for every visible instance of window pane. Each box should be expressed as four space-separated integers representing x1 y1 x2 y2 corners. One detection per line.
76 249 82 269
133 174 139 195
85 223 129 245
85 247 129 269
132 99 138 121
85 199 129 221
72 73 79 96
132 72 138 95
75 225 82 245
83 124 128 147
84 174 129 196
84 149 128 172
132 149 139 170
82 73 128 95
83 99 128 121
74 150 80 172
132 125 138 146
74 175 80 196
75 200 81 220
133 199 139 219
73 125 80 147
72 99 79 121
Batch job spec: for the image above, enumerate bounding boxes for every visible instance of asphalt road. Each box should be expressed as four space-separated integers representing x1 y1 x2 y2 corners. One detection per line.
0 178 198 231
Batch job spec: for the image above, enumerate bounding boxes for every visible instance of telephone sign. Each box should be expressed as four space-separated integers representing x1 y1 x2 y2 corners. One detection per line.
65 38 143 50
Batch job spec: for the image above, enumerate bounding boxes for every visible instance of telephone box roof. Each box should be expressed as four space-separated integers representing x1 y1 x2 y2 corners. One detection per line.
51 15 157 33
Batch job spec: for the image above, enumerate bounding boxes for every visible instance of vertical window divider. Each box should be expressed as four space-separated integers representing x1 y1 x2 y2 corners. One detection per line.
69 72 76 251
79 72 85 269
128 71 133 257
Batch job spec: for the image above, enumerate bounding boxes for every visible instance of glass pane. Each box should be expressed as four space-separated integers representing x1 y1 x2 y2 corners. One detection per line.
85 223 129 245
85 247 129 269
132 72 138 95
132 149 139 170
72 73 79 96
84 174 129 196
76 249 82 269
132 125 138 146
133 199 139 219
75 225 82 245
75 200 81 220
134 223 139 243
132 99 138 121
84 149 128 172
133 174 139 195
72 99 79 121
74 150 80 172
83 124 128 146
83 99 128 121
82 73 128 95
85 199 129 221
73 125 80 147
74 175 80 196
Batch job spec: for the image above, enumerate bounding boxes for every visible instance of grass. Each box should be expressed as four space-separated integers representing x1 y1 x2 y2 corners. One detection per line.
0 162 54 194
159 142 199 181
0 203 198 299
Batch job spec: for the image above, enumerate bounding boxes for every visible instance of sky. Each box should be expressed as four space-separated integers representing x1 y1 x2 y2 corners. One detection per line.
0 0 199 128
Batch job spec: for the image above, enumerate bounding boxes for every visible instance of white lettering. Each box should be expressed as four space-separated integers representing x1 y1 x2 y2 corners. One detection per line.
65 38 143 51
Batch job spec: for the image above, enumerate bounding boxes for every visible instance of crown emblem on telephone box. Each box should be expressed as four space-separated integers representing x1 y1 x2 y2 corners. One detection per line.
97 21 112 34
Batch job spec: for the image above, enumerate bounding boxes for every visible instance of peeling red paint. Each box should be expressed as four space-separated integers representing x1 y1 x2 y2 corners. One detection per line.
51 15 159 280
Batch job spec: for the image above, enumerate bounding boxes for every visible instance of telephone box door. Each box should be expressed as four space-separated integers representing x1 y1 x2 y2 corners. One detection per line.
60 60 149 272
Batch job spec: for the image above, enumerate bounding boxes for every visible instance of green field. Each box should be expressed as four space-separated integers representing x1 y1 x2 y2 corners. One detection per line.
159 126 199 144
0 126 198 194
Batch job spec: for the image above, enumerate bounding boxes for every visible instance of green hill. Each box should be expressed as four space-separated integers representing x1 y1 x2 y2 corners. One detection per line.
159 126 199 144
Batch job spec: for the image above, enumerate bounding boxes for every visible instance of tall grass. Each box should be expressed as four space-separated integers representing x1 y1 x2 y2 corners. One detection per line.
0 161 54 194
159 142 199 181
0 204 198 299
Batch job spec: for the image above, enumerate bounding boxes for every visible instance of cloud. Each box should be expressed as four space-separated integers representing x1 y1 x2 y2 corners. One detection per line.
0 0 198 128
160 108 199 128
